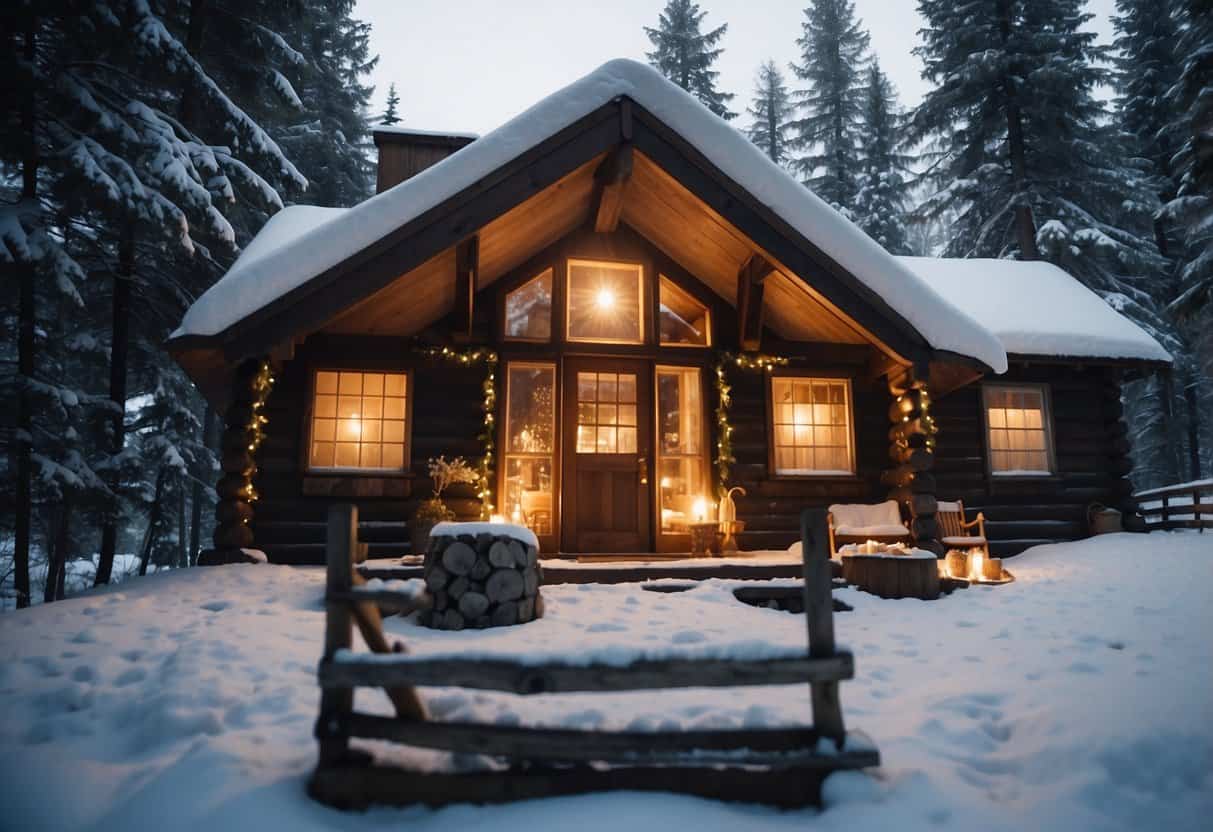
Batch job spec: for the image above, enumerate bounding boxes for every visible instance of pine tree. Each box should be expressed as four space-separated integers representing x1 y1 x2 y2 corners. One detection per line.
645 0 736 120
382 82 402 126
1114 0 1209 485
787 0 870 210
746 61 793 164
852 62 912 254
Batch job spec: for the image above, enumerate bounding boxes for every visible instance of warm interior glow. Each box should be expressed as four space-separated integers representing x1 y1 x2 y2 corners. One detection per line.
970 549 985 581
489 513 507 524
595 286 616 311
691 497 709 523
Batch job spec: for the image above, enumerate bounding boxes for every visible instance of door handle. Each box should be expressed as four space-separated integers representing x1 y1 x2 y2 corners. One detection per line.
638 457 649 485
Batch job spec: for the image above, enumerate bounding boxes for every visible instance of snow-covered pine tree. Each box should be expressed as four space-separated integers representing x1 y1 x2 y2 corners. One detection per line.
382 82 402 126
852 61 912 254
645 0 736 120
280 0 378 207
746 60 793 165
787 0 870 211
1114 0 1209 484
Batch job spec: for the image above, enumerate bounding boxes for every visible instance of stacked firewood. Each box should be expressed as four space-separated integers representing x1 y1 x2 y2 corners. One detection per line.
421 531 544 629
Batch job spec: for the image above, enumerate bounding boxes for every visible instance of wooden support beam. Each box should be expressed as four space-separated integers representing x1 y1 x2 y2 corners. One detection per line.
453 236 477 340
737 254 772 351
593 143 632 232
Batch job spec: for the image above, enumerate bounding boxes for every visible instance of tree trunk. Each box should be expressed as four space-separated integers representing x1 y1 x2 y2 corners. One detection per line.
1183 370 1202 481
44 500 71 603
997 0 1039 260
138 467 168 578
95 223 134 586
177 479 187 568
178 0 209 126
188 403 213 566
14 18 39 609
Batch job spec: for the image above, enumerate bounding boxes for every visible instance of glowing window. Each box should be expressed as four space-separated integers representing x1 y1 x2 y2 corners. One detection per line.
575 371 638 454
984 384 1053 475
658 276 710 347
566 260 643 344
309 370 408 471
657 367 707 532
770 377 854 475
503 363 556 537
504 268 552 341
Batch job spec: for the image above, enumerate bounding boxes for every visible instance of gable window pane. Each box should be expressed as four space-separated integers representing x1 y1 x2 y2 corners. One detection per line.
770 377 854 475
566 260 643 343
659 276 710 346
505 268 553 341
984 384 1053 475
309 370 408 471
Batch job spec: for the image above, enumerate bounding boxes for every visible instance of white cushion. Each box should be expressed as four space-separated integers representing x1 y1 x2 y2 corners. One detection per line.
936 500 962 513
942 535 986 547
834 524 911 537
829 500 903 530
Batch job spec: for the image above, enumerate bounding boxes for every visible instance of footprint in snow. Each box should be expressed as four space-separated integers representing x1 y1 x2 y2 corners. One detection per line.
69 631 96 644
114 667 147 687
120 649 144 662
1067 661 1100 674
671 630 705 644
201 600 231 612
71 666 96 683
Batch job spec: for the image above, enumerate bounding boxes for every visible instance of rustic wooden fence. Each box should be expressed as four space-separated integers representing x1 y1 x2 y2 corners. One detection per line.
1134 480 1212 532
308 505 879 809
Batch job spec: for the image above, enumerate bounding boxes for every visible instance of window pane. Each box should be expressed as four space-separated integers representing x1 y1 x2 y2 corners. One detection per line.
567 260 643 343
577 372 638 454
658 456 706 532
657 367 707 533
310 370 409 471
985 385 1052 475
505 268 553 341
770 378 853 475
503 362 556 538
658 276 710 346
617 426 637 454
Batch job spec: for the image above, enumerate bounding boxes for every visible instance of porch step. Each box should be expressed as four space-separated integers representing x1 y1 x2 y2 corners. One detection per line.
261 541 409 565
255 520 410 545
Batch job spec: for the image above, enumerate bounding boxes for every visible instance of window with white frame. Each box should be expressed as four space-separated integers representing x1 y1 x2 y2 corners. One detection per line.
770 377 854 475
983 384 1053 475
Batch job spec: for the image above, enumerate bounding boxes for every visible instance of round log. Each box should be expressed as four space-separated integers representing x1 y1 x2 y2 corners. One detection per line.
517 597 535 623
441 542 477 576
212 521 254 549
458 591 489 619
425 564 449 592
215 473 250 500
488 541 515 568
470 557 492 581
221 426 253 455
221 448 255 475
524 567 539 597
448 575 469 599
486 569 524 603
490 601 518 627
510 540 527 568
215 499 253 525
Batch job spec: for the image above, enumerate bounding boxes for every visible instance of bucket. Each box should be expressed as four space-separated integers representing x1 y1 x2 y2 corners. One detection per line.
1087 503 1123 535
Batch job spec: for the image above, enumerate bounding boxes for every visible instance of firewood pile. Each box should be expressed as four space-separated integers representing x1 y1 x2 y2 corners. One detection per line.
421 531 543 629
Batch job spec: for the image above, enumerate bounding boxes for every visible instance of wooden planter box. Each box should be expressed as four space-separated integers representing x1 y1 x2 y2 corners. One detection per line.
840 551 939 600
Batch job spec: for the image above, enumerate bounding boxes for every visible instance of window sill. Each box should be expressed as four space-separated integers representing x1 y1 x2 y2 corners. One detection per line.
770 472 863 482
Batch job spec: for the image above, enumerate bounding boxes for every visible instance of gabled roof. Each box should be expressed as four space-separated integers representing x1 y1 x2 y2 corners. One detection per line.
171 59 1007 373
897 257 1171 365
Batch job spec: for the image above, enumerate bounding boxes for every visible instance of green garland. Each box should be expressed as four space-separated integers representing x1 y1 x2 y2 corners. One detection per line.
712 351 789 496
421 345 499 519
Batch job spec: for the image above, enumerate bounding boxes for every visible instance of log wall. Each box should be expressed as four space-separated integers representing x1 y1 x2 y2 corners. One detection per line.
251 335 486 564
930 363 1133 556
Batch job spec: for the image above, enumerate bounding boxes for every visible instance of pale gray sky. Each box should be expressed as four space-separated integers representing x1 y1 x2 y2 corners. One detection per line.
357 0 1118 135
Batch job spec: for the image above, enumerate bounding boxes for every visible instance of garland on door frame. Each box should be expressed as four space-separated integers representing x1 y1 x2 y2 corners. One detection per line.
712 351 788 496
420 345 498 519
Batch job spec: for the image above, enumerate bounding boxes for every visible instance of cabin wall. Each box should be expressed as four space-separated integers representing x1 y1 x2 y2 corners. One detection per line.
251 335 485 564
725 367 889 552
931 363 1133 556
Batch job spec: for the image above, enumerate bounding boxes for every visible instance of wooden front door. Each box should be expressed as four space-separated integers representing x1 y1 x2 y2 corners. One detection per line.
561 357 652 552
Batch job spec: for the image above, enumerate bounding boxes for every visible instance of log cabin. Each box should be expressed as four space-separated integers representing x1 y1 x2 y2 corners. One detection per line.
167 59 1170 565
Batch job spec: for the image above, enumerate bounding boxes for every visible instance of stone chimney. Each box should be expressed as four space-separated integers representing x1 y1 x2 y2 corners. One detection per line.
372 128 477 193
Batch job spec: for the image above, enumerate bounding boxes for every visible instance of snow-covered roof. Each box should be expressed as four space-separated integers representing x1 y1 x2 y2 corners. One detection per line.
372 126 480 141
897 257 1171 364
174 59 1007 373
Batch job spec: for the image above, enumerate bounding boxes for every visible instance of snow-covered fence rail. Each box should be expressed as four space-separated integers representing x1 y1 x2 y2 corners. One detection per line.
308 504 879 809
1134 479 1212 532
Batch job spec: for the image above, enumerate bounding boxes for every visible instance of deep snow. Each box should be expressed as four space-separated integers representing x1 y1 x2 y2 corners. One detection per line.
0 532 1209 830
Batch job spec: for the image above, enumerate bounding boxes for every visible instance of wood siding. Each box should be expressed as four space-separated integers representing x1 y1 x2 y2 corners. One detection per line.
251 336 486 564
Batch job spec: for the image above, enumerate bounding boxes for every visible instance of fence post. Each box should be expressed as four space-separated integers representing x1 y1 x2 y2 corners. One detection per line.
1195 487 1203 534
800 508 845 745
318 503 357 765
1161 496 1171 531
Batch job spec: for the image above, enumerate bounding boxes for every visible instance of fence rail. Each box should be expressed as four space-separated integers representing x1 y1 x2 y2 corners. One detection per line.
1134 480 1212 532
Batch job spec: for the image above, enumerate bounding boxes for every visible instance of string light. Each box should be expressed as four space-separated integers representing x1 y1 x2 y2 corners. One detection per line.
422 345 499 519
713 350 789 496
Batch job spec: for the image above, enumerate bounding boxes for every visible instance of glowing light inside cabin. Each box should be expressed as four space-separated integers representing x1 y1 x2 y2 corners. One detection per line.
595 286 616 311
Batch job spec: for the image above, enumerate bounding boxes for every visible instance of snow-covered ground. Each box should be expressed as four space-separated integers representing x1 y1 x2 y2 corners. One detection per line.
0 532 1209 830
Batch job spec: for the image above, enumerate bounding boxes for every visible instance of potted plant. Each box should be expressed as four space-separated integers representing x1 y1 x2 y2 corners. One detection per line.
411 455 479 554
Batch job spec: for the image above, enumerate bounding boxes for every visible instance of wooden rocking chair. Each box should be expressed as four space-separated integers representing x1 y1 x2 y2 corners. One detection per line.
309 504 879 809
937 500 989 556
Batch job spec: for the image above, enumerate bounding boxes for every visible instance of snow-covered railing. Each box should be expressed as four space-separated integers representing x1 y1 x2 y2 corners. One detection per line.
1134 479 1212 532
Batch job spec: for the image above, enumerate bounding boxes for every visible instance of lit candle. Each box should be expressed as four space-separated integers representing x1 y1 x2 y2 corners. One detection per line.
970 548 985 581
691 497 708 523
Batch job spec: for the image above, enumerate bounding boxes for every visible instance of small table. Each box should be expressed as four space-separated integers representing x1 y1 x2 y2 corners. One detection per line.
839 549 939 600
